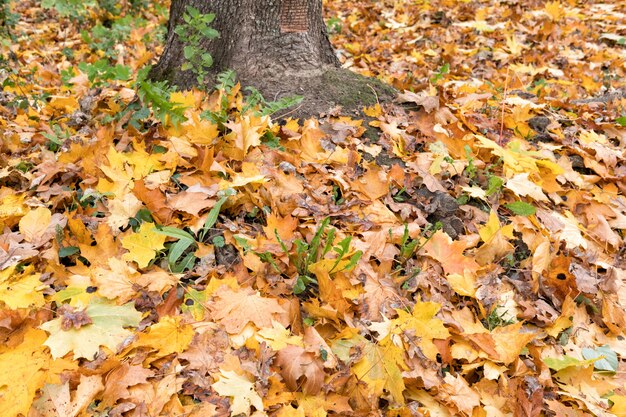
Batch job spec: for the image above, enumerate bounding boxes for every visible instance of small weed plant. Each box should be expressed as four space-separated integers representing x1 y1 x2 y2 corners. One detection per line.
174 6 219 85
154 190 233 273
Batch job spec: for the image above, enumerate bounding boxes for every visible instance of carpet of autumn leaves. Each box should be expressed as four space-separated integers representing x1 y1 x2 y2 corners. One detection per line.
1 0 626 415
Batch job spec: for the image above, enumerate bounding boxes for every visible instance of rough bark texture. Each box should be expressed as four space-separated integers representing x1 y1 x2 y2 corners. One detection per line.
150 0 396 118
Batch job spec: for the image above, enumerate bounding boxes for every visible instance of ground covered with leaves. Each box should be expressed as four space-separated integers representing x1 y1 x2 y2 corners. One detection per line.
1 0 626 416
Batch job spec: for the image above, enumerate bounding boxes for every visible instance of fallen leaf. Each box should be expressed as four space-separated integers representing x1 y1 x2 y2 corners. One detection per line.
212 370 264 416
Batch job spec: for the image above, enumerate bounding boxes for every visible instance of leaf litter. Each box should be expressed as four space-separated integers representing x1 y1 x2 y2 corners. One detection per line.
0 0 625 415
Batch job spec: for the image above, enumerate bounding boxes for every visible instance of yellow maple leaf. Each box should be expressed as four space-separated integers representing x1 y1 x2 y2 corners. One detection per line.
544 1 565 21
47 96 79 113
505 173 549 202
446 272 477 297
474 135 563 178
479 210 514 243
291 392 352 417
491 322 536 364
227 162 268 188
133 316 194 359
182 111 220 145
93 257 140 302
363 103 382 117
256 321 304 350
212 370 264 416
391 300 450 360
353 335 406 404
475 210 515 265
0 264 46 309
0 329 76 417
610 395 626 417
106 192 143 229
121 222 166 268
0 193 27 228
226 114 270 156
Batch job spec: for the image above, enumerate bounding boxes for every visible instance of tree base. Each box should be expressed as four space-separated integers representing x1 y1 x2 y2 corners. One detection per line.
242 67 397 120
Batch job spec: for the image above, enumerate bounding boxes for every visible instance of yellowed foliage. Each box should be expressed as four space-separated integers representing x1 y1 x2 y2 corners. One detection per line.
121 222 166 268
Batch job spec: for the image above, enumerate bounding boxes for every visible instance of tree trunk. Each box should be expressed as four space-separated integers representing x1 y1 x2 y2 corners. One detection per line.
150 0 395 118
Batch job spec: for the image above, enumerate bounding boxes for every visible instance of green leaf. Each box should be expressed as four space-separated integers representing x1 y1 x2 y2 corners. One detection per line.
504 201 536 216
154 226 196 241
582 345 618 372
168 238 196 268
293 277 306 294
183 45 196 60
212 235 225 248
616 116 626 126
199 196 228 241
59 246 80 258
172 252 196 273
486 176 504 196
543 355 596 371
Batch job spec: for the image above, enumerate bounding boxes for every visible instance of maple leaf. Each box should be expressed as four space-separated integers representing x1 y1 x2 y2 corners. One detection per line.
290 392 352 417
275 345 325 394
390 300 450 361
211 370 264 416
208 286 285 334
18 207 66 246
32 374 104 417
227 161 268 188
0 329 76 417
505 173 549 202
422 230 480 275
225 114 269 156
121 222 166 268
352 335 406 404
180 111 220 145
92 257 141 302
106 192 143 229
0 193 28 229
0 264 46 309
475 210 515 265
100 363 154 407
440 373 480 415
40 298 142 359
133 315 194 359
349 165 390 201
256 321 304 350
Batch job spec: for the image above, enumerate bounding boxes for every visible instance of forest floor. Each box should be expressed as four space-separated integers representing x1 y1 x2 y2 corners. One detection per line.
0 0 625 416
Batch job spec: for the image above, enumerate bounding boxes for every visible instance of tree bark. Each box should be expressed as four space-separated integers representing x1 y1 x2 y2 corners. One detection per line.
151 0 395 118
